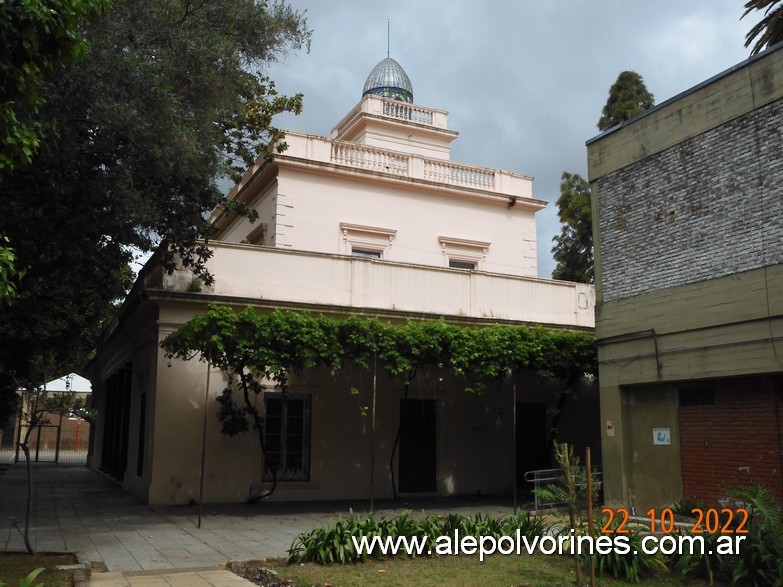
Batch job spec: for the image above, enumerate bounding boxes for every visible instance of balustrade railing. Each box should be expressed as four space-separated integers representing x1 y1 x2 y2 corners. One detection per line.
331 142 408 175
424 159 495 190
382 101 434 124
328 141 500 190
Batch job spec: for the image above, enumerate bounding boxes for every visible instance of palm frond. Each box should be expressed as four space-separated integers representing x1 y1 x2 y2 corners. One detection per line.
743 0 783 55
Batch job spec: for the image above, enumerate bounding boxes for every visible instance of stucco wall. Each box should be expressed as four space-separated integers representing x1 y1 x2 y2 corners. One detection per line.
92 295 596 505
143 333 559 505
189 244 594 329
275 166 539 276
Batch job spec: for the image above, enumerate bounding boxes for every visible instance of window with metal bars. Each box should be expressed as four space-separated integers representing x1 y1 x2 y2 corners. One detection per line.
263 394 310 481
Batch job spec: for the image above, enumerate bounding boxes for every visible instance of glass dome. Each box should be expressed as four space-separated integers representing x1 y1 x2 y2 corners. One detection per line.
362 57 413 103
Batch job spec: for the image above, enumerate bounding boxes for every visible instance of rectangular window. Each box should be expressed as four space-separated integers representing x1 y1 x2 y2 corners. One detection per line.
263 395 310 481
352 248 382 259
439 236 489 271
449 259 476 270
341 222 396 259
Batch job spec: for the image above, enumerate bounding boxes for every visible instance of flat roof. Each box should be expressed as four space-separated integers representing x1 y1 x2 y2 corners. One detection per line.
585 40 783 146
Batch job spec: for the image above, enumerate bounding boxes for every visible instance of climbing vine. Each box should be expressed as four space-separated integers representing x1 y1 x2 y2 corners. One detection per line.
160 305 597 499
162 304 596 395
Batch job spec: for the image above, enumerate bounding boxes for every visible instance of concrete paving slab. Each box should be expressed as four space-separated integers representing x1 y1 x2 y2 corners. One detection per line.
88 568 256 586
1 463 517 584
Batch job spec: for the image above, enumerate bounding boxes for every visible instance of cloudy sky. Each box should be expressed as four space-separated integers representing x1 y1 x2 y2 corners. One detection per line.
264 1 757 278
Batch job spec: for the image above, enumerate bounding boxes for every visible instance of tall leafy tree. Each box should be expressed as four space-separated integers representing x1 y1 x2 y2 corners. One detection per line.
597 71 654 131
552 72 655 283
742 0 783 55
1 0 109 171
1 0 109 313
551 172 594 284
0 0 311 414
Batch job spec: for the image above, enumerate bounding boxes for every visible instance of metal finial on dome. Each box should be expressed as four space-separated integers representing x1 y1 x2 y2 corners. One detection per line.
362 57 413 103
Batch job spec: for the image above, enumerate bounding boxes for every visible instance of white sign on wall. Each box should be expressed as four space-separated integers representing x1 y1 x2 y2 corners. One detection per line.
653 428 671 445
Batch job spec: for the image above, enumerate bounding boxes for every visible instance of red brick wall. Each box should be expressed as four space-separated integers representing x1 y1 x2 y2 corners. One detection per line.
680 379 783 505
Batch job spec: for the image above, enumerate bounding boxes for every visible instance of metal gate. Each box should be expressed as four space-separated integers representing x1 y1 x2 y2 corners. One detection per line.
10 417 90 464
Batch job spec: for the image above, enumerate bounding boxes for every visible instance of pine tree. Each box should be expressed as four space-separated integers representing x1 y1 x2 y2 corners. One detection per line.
597 71 654 131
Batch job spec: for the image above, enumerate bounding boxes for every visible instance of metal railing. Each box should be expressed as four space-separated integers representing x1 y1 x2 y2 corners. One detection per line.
524 466 603 511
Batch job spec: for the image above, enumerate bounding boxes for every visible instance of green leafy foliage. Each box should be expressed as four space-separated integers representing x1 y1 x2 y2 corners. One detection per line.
534 441 602 584
743 0 783 56
19 567 44 587
0 234 24 304
551 172 593 284
671 485 783 586
533 442 601 531
669 531 728 586
0 565 45 587
287 510 550 565
162 306 596 501
0 0 109 170
670 496 709 518
0 0 310 419
726 485 783 586
597 71 654 132
592 518 668 583
162 305 597 405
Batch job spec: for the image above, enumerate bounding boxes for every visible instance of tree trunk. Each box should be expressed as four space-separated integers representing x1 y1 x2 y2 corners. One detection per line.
21 443 34 554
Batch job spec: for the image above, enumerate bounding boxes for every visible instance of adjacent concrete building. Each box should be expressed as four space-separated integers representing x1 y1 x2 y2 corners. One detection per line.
588 45 783 509
88 57 596 505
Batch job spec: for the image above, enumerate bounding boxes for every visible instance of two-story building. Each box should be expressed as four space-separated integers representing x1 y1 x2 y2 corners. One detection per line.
88 57 596 505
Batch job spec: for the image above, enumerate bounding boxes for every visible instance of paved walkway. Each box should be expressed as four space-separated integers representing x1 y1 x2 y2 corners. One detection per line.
0 464 517 585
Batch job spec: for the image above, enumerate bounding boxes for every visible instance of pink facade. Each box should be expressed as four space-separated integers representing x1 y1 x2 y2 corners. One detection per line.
87 57 596 505
213 88 544 276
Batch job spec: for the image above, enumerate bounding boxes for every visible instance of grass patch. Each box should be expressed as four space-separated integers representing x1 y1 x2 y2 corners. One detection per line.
231 555 711 587
0 552 76 586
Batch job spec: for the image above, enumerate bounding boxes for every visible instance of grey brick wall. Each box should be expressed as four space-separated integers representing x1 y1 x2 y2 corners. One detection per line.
596 99 783 302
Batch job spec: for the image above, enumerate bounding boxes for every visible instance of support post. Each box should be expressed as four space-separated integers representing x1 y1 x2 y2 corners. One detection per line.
512 373 518 513
198 357 211 529
370 354 377 513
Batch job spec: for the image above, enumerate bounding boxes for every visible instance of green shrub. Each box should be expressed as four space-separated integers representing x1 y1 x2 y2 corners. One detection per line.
670 496 708 518
727 485 783 587
287 512 365 564
669 531 728 586
672 485 783 587
287 509 550 565
503 510 551 541
591 517 668 583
